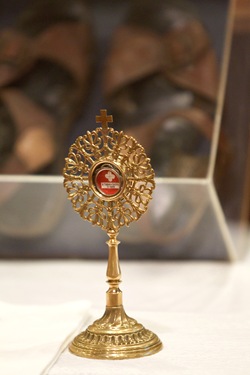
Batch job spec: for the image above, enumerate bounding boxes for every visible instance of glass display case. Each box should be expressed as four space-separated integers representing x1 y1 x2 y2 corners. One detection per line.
0 0 249 260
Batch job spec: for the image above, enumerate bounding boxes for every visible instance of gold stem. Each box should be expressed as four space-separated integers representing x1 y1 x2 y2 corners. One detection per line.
106 231 122 307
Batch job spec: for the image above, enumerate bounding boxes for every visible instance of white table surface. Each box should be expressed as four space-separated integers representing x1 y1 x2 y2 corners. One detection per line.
1 259 250 374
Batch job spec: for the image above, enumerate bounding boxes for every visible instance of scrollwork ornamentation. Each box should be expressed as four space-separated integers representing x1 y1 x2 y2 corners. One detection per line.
63 113 155 233
74 328 154 348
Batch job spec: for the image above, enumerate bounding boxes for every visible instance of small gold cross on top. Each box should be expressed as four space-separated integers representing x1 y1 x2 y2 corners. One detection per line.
96 109 113 130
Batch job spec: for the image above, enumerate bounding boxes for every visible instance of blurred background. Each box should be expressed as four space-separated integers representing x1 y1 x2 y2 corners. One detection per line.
0 0 249 260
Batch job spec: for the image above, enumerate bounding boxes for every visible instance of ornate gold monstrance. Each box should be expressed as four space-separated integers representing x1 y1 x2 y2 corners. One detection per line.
63 110 162 359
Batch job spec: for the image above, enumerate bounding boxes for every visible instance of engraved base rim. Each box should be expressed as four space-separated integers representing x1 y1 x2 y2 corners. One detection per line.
69 326 162 360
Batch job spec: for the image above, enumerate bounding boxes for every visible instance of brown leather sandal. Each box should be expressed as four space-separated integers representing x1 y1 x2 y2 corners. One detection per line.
0 0 94 176
103 0 219 178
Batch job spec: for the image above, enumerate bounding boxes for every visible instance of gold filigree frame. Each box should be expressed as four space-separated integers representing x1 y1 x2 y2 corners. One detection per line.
63 111 155 233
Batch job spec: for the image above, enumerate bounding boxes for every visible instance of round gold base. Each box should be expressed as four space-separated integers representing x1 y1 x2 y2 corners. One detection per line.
69 306 162 360
69 327 162 360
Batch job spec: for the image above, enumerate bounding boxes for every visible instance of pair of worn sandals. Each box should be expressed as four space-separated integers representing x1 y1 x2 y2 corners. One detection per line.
0 0 219 179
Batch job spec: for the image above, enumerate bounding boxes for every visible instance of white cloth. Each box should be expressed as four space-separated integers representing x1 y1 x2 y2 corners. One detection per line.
1 260 250 374
46 310 250 375
0 300 90 375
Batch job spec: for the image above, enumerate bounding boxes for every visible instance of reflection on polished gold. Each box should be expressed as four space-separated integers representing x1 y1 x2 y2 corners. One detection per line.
63 109 162 359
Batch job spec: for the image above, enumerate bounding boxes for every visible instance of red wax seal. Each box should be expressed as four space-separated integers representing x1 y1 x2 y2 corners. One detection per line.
95 167 121 197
